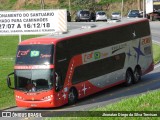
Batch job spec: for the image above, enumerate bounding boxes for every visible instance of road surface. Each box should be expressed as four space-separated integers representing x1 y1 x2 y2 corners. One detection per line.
150 21 160 44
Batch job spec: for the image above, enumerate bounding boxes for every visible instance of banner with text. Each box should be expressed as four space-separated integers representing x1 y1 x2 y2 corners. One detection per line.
0 111 160 117
0 9 67 35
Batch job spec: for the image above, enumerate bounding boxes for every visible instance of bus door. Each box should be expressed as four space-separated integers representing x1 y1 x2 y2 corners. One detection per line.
55 41 70 104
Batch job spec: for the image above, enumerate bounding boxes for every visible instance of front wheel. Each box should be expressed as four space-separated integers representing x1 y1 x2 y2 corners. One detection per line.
124 70 134 86
68 88 78 105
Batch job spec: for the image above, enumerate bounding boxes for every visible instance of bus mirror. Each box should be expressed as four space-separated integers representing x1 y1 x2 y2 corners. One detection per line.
7 77 11 86
7 72 15 89
55 72 62 91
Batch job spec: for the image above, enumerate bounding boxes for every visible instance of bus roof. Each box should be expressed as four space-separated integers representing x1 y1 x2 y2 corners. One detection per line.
20 18 149 45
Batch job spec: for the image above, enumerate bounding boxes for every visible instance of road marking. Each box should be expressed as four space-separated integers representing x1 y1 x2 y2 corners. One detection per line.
1 57 14 60
153 40 160 45
23 118 29 120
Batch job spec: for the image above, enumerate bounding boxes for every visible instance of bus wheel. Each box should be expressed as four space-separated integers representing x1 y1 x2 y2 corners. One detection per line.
68 88 78 105
124 70 134 86
133 67 141 84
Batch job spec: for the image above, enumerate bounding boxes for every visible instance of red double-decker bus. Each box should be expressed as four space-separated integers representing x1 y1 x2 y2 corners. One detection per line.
7 18 154 108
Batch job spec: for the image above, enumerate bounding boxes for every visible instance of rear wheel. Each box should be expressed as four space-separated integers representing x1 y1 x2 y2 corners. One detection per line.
124 70 134 86
133 67 141 84
68 88 78 105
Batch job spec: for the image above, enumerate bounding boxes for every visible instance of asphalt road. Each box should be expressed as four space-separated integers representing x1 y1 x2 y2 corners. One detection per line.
150 21 160 44
1 20 160 120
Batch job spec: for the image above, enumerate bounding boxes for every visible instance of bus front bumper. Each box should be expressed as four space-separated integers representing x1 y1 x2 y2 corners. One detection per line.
16 99 55 108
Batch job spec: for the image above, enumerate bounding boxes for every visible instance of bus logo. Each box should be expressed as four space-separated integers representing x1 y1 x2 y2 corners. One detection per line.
17 50 30 57
83 52 93 63
94 52 101 59
112 43 127 54
142 38 151 45
83 50 108 63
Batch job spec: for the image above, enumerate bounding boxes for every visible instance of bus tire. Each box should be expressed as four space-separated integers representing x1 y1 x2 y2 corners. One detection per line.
68 88 78 105
124 70 134 86
133 67 141 84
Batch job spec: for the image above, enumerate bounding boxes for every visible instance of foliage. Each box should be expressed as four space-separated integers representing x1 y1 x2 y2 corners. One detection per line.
99 0 122 5
0 0 138 16
58 0 97 10
0 0 17 10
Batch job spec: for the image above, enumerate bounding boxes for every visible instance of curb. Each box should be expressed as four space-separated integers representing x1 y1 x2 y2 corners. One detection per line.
2 106 17 111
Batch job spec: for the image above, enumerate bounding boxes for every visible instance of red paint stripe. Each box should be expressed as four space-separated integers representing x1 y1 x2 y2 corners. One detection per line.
142 62 154 75
64 55 83 86
19 38 57 45
14 65 54 69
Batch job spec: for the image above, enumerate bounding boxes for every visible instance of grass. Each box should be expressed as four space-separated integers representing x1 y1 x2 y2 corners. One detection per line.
0 36 18 109
0 38 159 110
94 90 160 111
44 90 160 119
152 43 160 64
0 35 41 109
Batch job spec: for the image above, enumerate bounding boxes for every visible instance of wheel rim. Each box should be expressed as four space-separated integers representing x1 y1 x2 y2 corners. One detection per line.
134 71 139 81
127 72 132 84
134 69 141 82
69 89 75 103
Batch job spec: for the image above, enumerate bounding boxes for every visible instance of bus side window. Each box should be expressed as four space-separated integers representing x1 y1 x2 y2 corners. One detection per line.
115 55 120 60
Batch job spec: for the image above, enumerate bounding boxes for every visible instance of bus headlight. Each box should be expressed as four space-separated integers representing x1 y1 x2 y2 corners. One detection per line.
16 95 23 100
42 95 53 100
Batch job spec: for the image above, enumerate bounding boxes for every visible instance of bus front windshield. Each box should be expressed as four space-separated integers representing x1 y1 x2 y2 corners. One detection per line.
15 69 54 92
15 44 54 92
